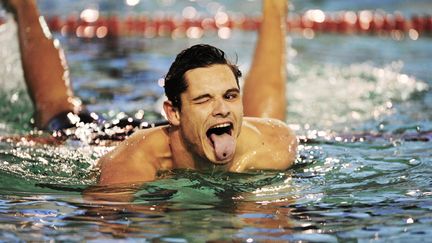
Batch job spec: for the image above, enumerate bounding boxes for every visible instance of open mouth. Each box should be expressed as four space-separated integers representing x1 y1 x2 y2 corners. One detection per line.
205 122 235 161
206 122 233 143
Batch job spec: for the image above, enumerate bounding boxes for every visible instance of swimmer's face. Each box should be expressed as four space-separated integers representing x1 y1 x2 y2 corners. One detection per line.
178 64 243 165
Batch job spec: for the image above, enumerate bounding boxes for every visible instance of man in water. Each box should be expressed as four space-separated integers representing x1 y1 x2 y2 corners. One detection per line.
3 0 298 185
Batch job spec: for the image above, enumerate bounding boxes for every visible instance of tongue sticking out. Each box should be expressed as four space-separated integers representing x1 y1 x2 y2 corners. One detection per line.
210 133 235 161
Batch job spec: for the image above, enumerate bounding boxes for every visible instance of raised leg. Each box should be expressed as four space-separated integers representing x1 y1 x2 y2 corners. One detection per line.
4 0 82 129
242 0 287 121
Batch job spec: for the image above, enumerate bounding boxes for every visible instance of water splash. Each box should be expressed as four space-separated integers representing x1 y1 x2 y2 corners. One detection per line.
288 61 428 133
0 140 109 187
0 14 25 90
0 15 33 133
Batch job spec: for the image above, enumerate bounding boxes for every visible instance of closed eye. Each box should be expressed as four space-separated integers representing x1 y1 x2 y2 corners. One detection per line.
192 94 212 104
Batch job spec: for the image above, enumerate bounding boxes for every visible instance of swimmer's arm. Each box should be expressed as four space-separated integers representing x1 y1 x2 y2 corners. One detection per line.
97 128 169 186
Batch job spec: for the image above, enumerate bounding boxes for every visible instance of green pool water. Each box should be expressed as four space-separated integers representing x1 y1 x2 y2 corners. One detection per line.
1 1 432 241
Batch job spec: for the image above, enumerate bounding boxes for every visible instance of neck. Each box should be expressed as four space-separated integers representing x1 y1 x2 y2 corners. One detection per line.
168 126 232 171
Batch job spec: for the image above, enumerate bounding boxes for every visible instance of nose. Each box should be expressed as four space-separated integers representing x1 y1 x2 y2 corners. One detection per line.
212 98 230 117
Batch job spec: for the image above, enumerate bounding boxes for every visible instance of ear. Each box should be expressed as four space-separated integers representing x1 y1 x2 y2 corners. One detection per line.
163 100 180 126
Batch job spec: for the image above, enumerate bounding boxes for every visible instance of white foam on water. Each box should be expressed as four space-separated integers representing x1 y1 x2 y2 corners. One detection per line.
287 60 428 133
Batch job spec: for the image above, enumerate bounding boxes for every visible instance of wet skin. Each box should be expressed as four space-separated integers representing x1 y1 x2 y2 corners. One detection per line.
97 64 298 185
4 0 294 186
170 64 243 164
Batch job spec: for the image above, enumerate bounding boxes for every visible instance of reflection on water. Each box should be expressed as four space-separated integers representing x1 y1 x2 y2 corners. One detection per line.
1 0 432 241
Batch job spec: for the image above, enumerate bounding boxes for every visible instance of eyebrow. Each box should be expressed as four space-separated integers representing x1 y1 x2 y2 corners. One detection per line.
226 88 240 94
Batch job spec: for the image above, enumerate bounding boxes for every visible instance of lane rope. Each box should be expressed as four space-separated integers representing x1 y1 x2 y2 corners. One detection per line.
1 10 431 40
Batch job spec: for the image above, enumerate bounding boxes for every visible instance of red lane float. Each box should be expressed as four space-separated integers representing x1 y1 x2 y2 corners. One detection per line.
1 10 428 39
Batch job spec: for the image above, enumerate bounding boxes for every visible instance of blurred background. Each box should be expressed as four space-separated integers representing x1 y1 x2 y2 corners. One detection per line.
0 0 431 134
0 2 432 241
34 0 432 16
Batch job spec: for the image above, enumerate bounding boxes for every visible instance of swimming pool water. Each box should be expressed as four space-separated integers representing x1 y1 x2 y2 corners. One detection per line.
1 0 432 242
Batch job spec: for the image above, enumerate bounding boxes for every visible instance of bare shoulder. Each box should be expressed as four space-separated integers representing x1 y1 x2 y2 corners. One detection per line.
244 117 296 141
236 117 298 171
97 126 172 185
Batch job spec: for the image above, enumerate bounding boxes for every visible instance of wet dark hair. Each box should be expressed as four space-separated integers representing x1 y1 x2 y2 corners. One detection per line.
164 44 242 109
